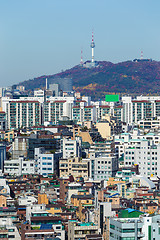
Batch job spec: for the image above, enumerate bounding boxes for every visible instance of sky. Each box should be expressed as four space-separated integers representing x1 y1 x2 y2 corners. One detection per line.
0 0 160 87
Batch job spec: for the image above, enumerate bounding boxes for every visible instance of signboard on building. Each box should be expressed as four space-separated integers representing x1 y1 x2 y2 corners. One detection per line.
105 95 119 102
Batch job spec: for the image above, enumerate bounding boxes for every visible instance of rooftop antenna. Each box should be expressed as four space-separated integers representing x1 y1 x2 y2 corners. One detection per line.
140 51 143 60
80 48 83 65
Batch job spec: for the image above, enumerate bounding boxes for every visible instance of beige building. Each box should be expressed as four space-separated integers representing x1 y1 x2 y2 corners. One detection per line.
12 137 28 159
96 121 112 138
73 126 93 144
0 194 7 207
4 130 16 142
59 157 88 180
38 193 49 205
96 114 121 139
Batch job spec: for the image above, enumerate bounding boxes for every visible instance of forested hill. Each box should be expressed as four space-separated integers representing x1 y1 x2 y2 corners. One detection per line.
17 60 160 100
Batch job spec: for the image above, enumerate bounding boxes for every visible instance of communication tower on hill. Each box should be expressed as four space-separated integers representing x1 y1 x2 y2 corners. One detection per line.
82 31 98 68
80 49 83 65
140 51 143 60
91 31 95 63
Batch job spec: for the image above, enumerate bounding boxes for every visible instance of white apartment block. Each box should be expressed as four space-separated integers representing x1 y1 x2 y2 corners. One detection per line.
6 100 41 129
132 100 153 123
72 105 97 122
122 96 133 124
96 104 111 120
1 97 11 113
95 103 123 122
122 95 160 125
138 118 160 129
44 100 73 124
73 104 123 123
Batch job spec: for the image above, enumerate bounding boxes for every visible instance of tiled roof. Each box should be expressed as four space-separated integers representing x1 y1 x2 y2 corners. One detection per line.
132 100 149 103
10 101 40 103
99 105 110 108
71 194 94 199
31 216 62 221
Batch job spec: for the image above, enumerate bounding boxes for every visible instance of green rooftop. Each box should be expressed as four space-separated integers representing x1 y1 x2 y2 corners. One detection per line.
118 208 144 218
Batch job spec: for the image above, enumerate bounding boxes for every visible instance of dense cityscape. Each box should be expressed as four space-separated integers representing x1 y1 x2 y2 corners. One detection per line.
1 1 160 239
1 69 160 239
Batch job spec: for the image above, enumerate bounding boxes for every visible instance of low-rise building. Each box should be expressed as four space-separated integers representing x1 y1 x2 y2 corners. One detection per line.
21 223 59 240
34 147 61 176
59 157 88 180
18 195 37 206
0 218 21 239
110 217 144 240
89 152 118 180
124 140 160 178
71 193 94 207
0 111 6 130
68 221 100 240
62 137 82 159
4 157 35 176
110 212 160 240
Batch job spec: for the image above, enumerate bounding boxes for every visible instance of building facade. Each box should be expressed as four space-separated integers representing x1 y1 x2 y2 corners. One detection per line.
7 100 41 129
59 157 88 180
124 140 160 178
89 152 118 180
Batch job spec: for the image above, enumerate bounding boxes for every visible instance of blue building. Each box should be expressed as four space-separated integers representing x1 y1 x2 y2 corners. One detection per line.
0 144 6 171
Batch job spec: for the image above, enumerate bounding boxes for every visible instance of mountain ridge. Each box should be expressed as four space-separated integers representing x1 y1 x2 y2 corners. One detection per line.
16 60 160 100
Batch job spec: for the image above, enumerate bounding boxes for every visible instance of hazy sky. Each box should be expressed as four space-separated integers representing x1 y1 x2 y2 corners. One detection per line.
0 0 160 86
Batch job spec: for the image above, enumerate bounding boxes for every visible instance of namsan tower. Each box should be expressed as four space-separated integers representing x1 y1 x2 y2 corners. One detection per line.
82 31 98 68
90 31 95 63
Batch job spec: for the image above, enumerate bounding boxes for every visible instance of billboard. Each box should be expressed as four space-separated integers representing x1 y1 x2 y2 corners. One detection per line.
105 94 119 102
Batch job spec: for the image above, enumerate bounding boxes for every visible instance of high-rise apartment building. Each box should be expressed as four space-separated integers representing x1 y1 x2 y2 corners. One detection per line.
122 96 160 125
7 100 41 129
132 100 153 123
44 100 73 124
72 105 96 122
97 105 110 120
122 96 133 124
